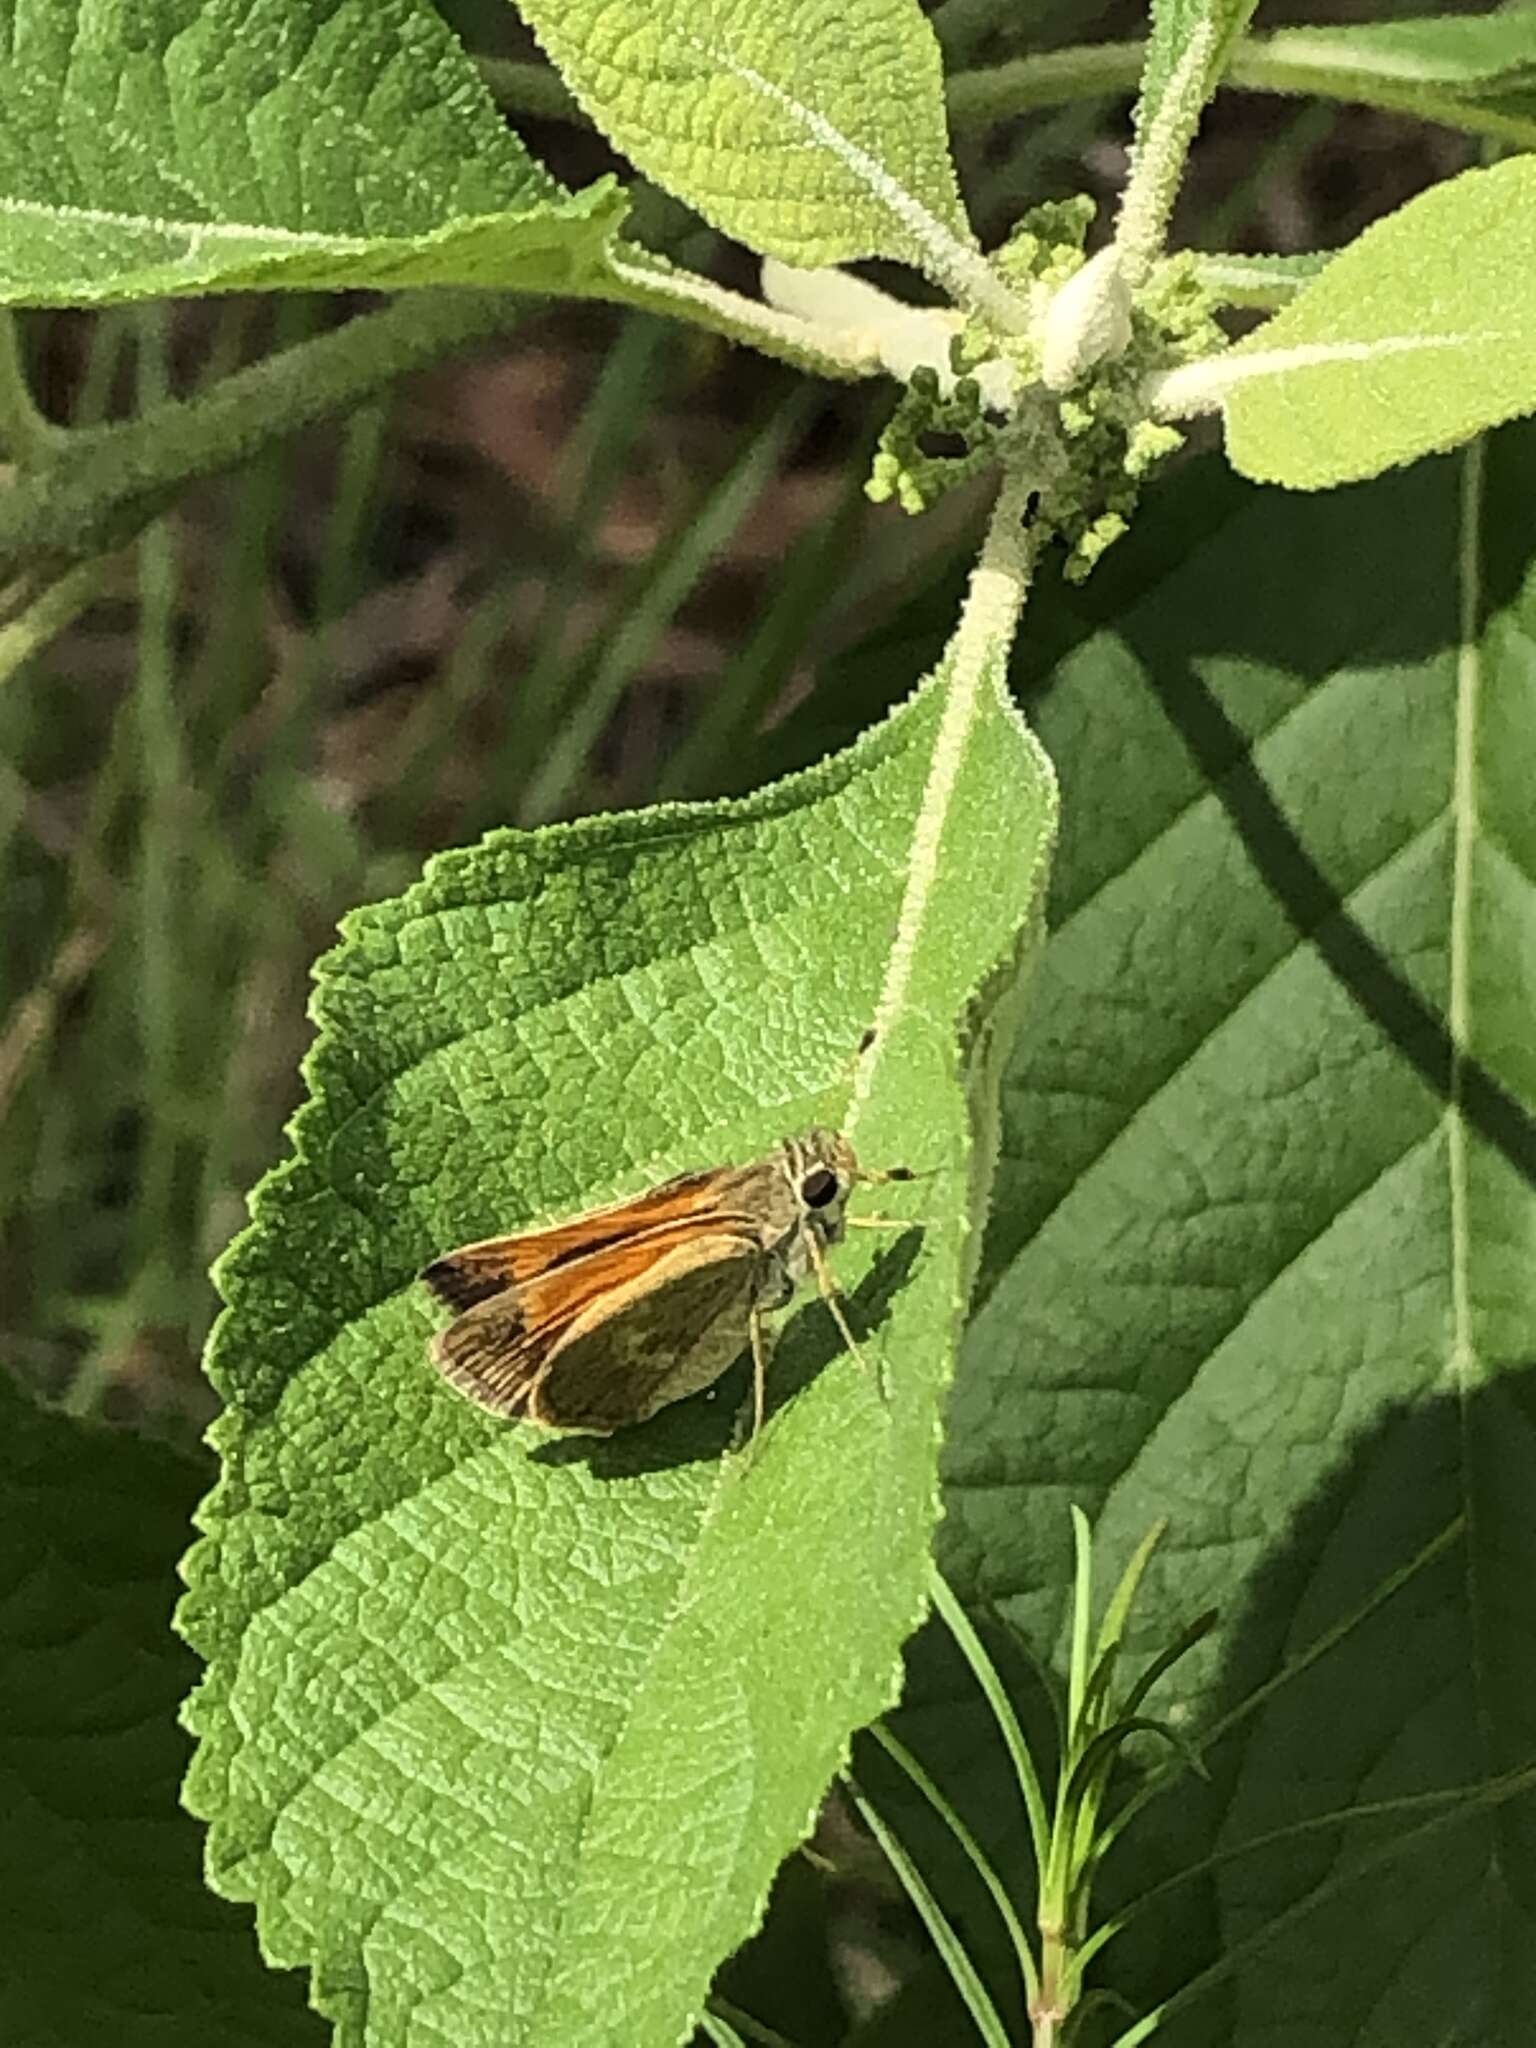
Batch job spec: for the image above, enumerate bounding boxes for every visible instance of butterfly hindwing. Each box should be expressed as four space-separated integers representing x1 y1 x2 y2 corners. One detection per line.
429 1293 543 1416
528 1232 767 1433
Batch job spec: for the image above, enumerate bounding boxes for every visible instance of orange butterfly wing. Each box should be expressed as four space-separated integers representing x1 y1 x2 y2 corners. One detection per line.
527 1233 766 1431
420 1166 739 1312
428 1217 757 1418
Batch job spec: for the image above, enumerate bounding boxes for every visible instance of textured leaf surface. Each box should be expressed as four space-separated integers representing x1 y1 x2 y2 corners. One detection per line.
0 1373 323 2048
0 0 623 306
1221 157 1536 487
926 438 1536 2043
179 650 1056 2047
513 0 974 278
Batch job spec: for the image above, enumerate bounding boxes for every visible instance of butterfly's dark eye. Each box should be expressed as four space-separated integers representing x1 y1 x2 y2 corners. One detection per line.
801 1166 840 1209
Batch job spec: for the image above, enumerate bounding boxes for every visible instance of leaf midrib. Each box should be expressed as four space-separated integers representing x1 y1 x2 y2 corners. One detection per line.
516 503 1044 2035
0 192 560 250
1446 443 1513 1947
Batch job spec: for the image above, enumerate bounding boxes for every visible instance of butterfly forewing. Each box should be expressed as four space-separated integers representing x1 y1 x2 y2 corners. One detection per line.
431 1212 775 1419
421 1161 780 1310
430 1293 544 1416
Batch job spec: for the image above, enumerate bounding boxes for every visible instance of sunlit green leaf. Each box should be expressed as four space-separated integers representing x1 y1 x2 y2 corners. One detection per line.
180 649 1056 2047
512 0 982 289
1220 157 1536 487
0 0 624 305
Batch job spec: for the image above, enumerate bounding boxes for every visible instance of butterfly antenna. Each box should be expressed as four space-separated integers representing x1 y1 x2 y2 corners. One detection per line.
857 1161 933 1187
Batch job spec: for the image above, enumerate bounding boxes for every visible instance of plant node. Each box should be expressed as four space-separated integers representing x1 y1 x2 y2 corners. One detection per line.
867 207 1228 581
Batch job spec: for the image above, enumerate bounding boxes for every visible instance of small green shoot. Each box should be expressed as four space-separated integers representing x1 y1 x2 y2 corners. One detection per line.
863 1512 1216 2046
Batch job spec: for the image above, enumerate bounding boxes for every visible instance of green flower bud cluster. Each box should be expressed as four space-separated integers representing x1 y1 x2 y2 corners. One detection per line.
866 365 1001 515
866 202 1228 581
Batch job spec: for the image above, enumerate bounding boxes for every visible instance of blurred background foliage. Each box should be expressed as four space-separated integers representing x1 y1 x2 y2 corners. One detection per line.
0 0 1481 1452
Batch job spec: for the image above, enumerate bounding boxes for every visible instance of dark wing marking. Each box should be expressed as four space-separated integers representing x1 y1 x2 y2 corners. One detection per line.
529 1233 766 1433
430 1293 545 1417
420 1247 515 1314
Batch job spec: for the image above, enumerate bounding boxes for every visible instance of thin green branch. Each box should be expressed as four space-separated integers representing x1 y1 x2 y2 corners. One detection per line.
597 247 883 379
0 556 120 687
481 39 1146 132
0 313 61 463
1223 36 1536 147
947 35 1536 150
0 292 523 584
481 33 1536 155
946 42 1148 125
130 307 182 1315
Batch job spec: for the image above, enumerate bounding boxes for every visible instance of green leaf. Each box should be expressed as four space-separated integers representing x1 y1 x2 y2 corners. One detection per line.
511 0 988 301
1191 250 1330 313
1134 0 1260 165
0 0 625 306
1254 8 1536 94
1220 157 1536 487
936 436 1536 2040
0 1372 324 2048
179 649 1056 2047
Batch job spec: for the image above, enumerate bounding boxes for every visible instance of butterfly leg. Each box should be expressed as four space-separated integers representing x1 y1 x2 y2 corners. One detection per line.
730 1308 778 1465
856 1163 931 1187
803 1229 888 1403
748 1306 771 1459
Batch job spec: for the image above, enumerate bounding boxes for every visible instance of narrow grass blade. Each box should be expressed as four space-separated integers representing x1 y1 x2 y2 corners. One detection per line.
707 1998 803 2048
519 383 817 824
929 1564 1051 1870
869 1723 1040 2009
1066 1504 1094 1731
1096 1519 1464 1866
698 2015 747 2048
1118 1608 1219 1721
847 1778 1013 2048
1093 1520 1167 1666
